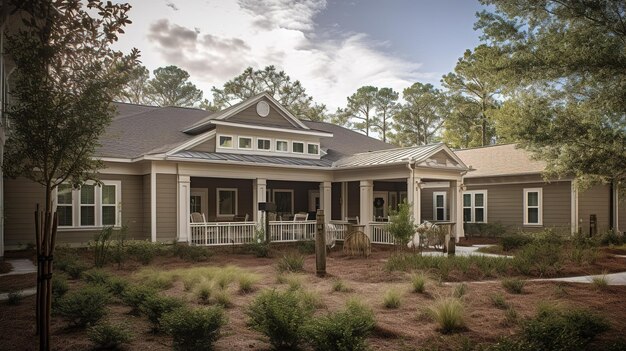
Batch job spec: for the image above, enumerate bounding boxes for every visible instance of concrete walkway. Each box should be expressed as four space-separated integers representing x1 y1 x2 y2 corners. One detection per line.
0 259 37 277
533 271 626 286
422 245 513 258
0 288 37 301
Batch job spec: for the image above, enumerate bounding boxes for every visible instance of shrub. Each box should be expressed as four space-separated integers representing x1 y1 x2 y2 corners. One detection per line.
427 297 466 334
382 288 401 309
7 291 21 305
246 289 315 349
454 283 468 298
502 278 525 294
385 254 510 280
464 222 508 237
195 282 213 304
504 307 518 326
82 269 111 286
121 285 158 315
277 251 305 273
410 273 427 293
110 226 128 268
213 289 232 308
599 230 624 246
244 228 270 258
490 293 509 310
135 268 175 290
173 244 211 262
387 202 417 247
87 322 132 349
106 276 129 297
91 226 115 268
331 279 353 293
59 259 88 280
592 274 609 290
306 299 375 351
140 295 185 331
501 233 532 251
297 240 316 254
52 274 69 299
54 285 110 328
126 241 162 265
238 274 259 294
162 306 226 351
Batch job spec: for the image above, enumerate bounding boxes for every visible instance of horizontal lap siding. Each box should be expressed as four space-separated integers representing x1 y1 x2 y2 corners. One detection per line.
579 184 610 234
156 174 177 242
420 188 449 221
143 174 151 237
4 175 145 247
619 193 626 233
465 181 571 232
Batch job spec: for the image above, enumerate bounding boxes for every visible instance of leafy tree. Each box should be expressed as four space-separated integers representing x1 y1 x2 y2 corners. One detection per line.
211 65 327 121
373 87 399 143
147 65 203 107
114 65 150 104
387 202 417 248
391 83 447 146
4 0 138 349
441 45 501 146
477 0 626 189
441 95 483 149
333 86 379 136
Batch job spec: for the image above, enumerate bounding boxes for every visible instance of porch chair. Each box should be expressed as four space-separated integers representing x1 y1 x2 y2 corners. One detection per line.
293 212 309 240
325 223 338 249
345 216 360 224
189 212 207 245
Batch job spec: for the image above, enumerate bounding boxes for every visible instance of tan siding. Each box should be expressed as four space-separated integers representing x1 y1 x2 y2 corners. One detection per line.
156 174 177 242
579 184 611 234
189 139 215 153
465 181 571 232
465 174 552 186
619 192 626 233
4 175 146 247
142 174 151 238
227 97 297 128
420 188 449 221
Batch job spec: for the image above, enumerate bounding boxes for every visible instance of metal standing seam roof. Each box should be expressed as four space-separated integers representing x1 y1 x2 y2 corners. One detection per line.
332 143 447 168
170 150 334 167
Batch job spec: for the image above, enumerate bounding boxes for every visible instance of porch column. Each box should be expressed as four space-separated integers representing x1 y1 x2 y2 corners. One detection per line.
360 180 373 232
254 178 267 223
177 175 191 243
320 181 332 224
451 179 464 241
341 182 348 220
407 177 422 225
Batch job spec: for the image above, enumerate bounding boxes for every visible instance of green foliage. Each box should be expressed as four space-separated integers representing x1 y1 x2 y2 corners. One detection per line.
56 255 88 280
54 285 110 328
162 306 226 351
277 251 305 273
172 244 212 262
382 289 401 309
238 274 260 294
213 289 233 308
195 282 213 304
110 225 128 268
390 83 443 146
126 241 163 265
87 322 133 349
146 65 203 107
296 240 316 254
332 86 379 136
504 307 519 326
454 283 468 298
91 226 115 268
387 202 417 247
246 289 315 350
501 233 532 252
490 293 509 310
52 274 69 299
410 273 427 294
501 278 525 294
106 276 129 297
140 295 185 331
331 279 353 293
83 269 112 286
592 274 609 290
427 298 466 334
373 87 399 143
244 228 271 258
121 285 158 315
7 291 22 305
511 231 565 276
306 299 375 351
464 222 508 238
386 253 510 280
599 230 624 246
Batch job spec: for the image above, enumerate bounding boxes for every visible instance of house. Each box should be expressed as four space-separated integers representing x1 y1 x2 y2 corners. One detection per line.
455 144 624 235
3 93 470 249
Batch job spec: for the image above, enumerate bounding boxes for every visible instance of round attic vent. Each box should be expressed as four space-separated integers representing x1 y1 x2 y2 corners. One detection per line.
256 101 270 117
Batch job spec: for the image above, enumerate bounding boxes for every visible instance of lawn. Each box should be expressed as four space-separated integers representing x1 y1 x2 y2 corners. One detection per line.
1 240 626 351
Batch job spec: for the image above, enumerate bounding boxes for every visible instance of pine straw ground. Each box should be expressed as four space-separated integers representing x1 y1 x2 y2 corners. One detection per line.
1 247 625 351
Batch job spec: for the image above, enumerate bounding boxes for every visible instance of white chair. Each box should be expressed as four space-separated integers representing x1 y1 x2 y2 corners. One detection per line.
293 213 309 221
325 223 337 249
189 212 207 245
293 213 309 240
345 216 360 224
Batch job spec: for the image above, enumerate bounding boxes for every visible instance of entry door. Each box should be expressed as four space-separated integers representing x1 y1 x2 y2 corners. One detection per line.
433 191 447 221
373 191 388 219
308 190 320 212
190 188 208 219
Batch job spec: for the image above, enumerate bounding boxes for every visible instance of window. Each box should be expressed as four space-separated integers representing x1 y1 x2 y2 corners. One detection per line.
57 184 73 227
292 141 304 153
463 190 487 223
56 181 121 228
217 188 237 216
433 191 447 221
524 188 542 225
307 143 319 155
276 140 288 152
238 136 252 149
273 189 294 214
257 138 271 150
218 135 233 148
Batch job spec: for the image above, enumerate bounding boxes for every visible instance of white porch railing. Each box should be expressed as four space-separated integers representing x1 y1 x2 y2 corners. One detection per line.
269 221 316 242
369 222 395 245
189 222 257 246
329 222 349 241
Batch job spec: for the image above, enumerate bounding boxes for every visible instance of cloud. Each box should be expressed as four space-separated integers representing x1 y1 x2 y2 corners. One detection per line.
239 0 326 31
165 2 179 11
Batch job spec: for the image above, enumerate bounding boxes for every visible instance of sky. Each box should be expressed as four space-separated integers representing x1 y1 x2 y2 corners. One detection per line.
113 0 486 110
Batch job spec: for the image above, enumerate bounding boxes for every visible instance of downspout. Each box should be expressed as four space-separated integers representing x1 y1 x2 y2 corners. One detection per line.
406 159 415 205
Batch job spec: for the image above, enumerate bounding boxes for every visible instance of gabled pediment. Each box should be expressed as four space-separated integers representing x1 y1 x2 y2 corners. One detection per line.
418 150 462 168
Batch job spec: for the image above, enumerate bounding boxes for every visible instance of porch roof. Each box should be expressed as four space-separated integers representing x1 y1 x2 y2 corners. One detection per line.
169 150 334 167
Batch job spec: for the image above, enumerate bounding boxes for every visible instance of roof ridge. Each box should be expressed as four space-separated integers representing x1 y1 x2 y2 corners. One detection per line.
349 142 442 156
455 142 517 152
112 100 159 108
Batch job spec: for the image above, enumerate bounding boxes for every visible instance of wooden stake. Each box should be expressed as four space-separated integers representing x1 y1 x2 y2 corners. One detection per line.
315 209 326 277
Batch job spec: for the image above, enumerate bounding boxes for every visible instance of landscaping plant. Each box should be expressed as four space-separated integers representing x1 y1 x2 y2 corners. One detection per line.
87 322 133 349
501 278 525 294
410 273 427 293
54 285 110 328
306 299 375 351
91 226 115 268
140 295 185 331
427 297 466 334
161 306 227 351
121 285 158 315
383 288 401 309
277 251 305 272
386 202 417 248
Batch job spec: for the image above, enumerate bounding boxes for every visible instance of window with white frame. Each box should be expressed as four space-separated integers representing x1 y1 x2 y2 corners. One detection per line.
217 188 237 216
463 190 487 223
238 136 252 149
257 138 271 150
276 140 288 152
292 141 304 153
218 135 233 148
433 191 447 221
57 181 121 228
307 143 319 155
524 188 542 225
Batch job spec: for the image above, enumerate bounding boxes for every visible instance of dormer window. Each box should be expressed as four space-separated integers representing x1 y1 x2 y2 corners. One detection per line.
238 136 252 149
307 143 319 155
292 142 304 154
276 140 288 152
219 135 233 148
257 138 271 150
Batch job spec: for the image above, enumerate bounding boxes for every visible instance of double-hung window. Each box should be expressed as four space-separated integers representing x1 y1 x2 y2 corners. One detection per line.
463 190 487 223
523 188 542 225
292 141 304 153
217 188 237 216
257 138 271 150
57 181 121 228
433 191 447 221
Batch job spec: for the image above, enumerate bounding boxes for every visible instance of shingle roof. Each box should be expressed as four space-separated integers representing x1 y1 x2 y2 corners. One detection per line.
332 143 455 169
455 143 546 178
170 150 333 167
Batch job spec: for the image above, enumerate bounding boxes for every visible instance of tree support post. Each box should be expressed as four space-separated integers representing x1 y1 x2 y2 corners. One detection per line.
315 209 326 277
